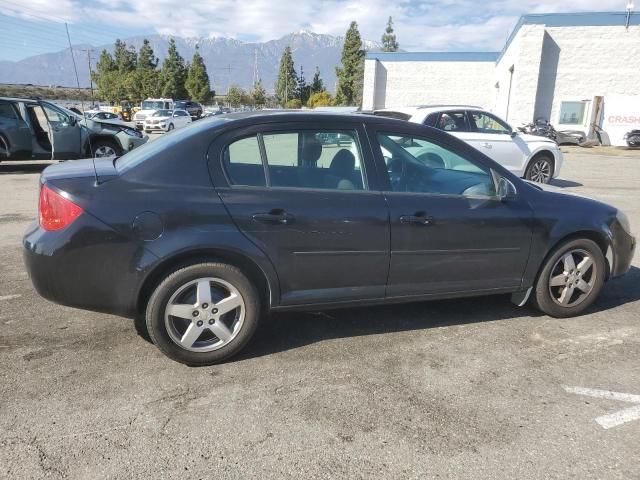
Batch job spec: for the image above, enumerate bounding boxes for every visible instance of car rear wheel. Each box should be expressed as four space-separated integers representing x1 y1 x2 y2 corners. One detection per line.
525 155 554 183
146 263 260 366
0 135 8 160
532 238 605 318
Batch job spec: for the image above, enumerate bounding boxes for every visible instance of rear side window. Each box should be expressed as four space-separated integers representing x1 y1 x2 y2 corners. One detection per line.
222 130 366 191
0 103 18 120
223 136 266 186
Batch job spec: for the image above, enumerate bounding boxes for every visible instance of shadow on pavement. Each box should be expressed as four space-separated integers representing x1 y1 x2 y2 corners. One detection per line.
0 162 54 175
550 178 583 188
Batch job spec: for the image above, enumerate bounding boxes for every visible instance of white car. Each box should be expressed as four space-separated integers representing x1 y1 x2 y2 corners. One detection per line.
144 109 192 133
134 98 174 130
373 106 563 183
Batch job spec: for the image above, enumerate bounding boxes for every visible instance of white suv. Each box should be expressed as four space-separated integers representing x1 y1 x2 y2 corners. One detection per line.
373 106 563 183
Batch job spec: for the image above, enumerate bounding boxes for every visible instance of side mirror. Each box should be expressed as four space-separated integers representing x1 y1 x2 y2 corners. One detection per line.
510 130 517 138
496 176 517 201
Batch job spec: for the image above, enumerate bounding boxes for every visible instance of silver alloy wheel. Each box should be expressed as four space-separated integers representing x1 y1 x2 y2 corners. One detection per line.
164 277 245 352
94 145 116 158
529 158 552 183
548 249 596 308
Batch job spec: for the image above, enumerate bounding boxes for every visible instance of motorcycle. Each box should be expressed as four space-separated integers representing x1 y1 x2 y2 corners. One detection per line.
623 129 640 147
519 118 586 146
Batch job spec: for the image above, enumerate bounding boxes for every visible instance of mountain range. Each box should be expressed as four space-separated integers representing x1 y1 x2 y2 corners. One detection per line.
0 31 380 94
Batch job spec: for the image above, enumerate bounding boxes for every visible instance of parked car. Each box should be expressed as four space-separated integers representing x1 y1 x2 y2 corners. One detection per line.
174 101 203 119
144 109 192 133
134 98 174 130
23 112 635 365
84 111 126 124
373 106 563 184
0 97 147 160
623 129 640 147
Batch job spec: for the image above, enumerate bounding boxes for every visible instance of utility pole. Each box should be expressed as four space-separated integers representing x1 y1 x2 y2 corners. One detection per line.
80 48 95 106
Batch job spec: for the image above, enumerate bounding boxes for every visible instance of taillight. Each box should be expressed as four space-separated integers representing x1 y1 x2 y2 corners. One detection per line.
39 184 84 231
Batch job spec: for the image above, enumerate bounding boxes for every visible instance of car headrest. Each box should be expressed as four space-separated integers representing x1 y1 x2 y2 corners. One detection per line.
330 149 356 176
301 135 322 166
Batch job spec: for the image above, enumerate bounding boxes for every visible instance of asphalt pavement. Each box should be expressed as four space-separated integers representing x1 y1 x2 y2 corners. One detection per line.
0 149 639 479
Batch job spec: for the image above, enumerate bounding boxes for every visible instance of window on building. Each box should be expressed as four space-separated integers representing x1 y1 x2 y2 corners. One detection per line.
559 101 587 125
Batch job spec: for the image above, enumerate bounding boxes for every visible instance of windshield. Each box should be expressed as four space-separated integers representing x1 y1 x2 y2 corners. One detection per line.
153 110 172 117
115 117 231 172
174 101 187 108
141 101 168 110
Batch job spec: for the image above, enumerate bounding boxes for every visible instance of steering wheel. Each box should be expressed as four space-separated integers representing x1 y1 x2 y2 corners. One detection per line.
387 157 404 190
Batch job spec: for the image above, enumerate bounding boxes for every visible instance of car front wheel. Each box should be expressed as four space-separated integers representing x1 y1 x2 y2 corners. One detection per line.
525 155 554 183
532 238 605 318
146 263 260 366
92 139 121 158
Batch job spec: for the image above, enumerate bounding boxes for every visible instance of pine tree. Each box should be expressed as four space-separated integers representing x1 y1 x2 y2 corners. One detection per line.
251 79 266 107
92 49 119 103
275 46 297 106
296 66 310 106
159 38 187 99
381 16 399 52
130 39 160 102
310 66 325 94
185 46 211 103
335 21 365 106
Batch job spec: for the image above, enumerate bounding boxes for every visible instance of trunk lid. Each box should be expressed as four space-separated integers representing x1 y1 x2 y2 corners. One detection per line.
41 157 118 183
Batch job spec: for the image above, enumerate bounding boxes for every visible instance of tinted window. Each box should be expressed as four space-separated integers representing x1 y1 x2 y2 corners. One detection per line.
469 111 511 134
262 131 365 191
0 103 18 120
435 111 468 132
223 136 265 187
377 133 496 197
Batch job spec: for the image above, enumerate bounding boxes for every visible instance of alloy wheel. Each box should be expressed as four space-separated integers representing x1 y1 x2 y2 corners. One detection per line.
529 159 552 183
164 277 245 352
94 145 116 157
548 249 597 308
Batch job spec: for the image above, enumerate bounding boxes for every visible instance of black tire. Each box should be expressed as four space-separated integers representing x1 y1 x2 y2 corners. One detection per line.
532 238 605 318
167 123 174 131
91 138 121 158
0 134 9 160
524 154 554 184
146 263 260 366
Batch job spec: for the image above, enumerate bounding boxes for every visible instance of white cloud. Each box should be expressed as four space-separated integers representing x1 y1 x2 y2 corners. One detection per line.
1 0 632 50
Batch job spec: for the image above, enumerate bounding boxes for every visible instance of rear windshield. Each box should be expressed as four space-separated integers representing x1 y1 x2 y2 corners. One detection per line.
115 118 230 173
373 111 412 121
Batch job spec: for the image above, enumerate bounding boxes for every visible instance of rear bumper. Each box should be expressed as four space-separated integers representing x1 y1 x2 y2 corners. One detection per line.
23 214 157 318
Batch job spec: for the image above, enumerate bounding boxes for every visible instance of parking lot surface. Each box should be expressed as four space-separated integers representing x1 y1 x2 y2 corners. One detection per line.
1 149 639 479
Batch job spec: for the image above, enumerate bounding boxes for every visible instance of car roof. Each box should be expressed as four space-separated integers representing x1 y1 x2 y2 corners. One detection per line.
210 109 412 125
0 97 39 104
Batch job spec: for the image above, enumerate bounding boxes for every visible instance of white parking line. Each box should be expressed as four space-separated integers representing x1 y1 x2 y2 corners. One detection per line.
563 385 640 429
0 294 21 301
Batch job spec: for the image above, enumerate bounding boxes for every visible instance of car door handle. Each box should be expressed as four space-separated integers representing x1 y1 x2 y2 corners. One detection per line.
252 210 295 225
399 214 434 226
482 142 492 149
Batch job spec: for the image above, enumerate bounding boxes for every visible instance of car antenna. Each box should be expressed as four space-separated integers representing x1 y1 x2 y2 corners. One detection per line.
65 22 99 186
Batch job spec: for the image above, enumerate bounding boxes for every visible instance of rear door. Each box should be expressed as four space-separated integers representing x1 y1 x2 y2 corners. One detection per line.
209 121 390 307
0 100 32 159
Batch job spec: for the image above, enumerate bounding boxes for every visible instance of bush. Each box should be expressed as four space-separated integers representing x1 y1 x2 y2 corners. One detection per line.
307 91 333 108
285 99 302 109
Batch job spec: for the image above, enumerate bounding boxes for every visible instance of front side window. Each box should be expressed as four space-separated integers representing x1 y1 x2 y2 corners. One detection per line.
559 101 587 125
377 133 496 197
41 103 69 124
469 111 511 134
435 111 469 132
223 130 365 191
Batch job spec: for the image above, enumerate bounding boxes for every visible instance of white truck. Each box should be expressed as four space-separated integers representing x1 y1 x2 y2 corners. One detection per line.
133 98 174 130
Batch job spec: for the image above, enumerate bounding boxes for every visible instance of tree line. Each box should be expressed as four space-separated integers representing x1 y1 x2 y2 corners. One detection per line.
93 17 398 108
92 38 212 105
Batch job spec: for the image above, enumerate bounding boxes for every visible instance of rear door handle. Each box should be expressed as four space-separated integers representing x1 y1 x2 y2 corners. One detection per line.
482 142 492 149
399 213 434 226
252 209 295 224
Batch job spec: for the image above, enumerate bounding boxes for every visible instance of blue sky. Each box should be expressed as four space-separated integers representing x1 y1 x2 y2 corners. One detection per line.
0 0 630 61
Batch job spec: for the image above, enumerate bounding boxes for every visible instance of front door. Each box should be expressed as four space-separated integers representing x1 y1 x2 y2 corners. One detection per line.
368 124 533 298
465 110 529 175
40 101 82 159
209 122 390 306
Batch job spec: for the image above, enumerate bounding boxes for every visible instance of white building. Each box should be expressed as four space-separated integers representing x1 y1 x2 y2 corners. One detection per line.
363 12 640 145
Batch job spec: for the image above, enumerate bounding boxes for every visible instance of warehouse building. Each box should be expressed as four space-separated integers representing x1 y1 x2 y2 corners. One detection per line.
362 12 640 145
